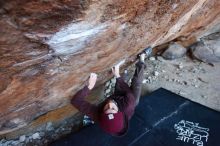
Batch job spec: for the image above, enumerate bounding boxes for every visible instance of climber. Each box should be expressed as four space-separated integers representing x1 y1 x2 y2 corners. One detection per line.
71 52 147 136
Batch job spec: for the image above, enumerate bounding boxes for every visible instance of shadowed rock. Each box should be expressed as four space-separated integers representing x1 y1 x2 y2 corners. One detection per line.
162 42 187 60
191 32 220 63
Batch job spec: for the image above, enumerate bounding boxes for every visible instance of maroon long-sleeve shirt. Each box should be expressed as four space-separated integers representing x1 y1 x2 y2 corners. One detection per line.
71 77 136 124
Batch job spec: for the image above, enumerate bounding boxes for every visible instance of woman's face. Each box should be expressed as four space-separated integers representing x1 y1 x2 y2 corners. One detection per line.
103 100 119 114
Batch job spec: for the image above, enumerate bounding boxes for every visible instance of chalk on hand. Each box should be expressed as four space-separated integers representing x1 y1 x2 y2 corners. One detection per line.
90 73 97 78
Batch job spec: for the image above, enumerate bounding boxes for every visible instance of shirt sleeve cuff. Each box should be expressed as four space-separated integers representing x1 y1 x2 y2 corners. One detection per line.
83 85 90 93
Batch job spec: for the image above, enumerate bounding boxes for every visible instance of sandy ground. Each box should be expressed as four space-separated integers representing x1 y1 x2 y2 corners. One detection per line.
137 55 220 112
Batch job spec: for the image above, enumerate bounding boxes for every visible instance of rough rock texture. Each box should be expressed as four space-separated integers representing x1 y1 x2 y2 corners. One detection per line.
191 32 220 63
0 0 220 136
162 42 187 60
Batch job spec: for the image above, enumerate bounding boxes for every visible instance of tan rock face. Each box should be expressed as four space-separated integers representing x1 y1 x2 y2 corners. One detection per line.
0 0 220 135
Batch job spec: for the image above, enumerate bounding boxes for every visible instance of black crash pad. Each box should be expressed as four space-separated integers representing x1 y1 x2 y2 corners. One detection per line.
50 88 220 146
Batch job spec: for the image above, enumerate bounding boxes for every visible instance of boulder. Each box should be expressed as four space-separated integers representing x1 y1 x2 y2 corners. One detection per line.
162 42 187 60
191 32 220 63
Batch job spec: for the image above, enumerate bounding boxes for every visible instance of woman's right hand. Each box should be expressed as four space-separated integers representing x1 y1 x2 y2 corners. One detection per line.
112 60 125 78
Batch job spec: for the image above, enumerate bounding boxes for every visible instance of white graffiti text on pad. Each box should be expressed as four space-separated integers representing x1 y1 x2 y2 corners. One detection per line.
174 120 209 146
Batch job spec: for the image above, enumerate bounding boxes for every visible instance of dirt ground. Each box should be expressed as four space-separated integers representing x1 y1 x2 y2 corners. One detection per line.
137 55 220 112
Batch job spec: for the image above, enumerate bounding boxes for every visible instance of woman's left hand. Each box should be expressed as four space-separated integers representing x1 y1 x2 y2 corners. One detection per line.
88 73 97 90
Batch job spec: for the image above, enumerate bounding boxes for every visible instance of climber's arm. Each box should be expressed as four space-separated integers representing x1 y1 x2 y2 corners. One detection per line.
112 62 133 94
112 64 136 120
71 73 98 122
